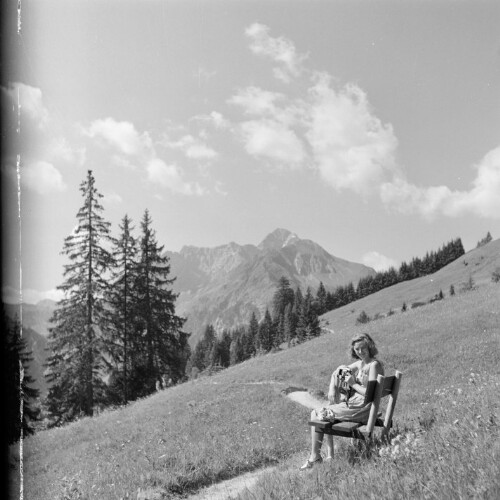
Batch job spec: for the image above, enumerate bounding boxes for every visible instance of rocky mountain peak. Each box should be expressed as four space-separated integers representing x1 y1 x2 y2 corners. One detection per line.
258 228 300 251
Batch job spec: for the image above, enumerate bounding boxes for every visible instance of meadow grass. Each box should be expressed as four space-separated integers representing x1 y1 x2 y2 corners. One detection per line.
9 282 500 499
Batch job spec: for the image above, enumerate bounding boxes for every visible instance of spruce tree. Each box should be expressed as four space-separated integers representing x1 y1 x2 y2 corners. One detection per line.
272 277 294 320
133 210 188 395
106 215 139 404
316 282 327 315
46 170 113 423
246 312 259 357
257 309 274 352
283 303 297 346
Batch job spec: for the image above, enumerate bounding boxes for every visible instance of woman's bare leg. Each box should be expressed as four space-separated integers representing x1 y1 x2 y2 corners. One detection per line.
309 410 323 461
325 435 334 459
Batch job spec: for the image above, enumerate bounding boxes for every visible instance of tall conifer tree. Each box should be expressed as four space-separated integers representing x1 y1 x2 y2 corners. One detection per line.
106 214 139 404
46 170 113 423
133 210 188 395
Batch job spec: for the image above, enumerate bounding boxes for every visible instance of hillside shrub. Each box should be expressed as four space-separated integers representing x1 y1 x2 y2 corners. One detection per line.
411 301 426 309
492 267 500 283
356 310 371 324
449 284 455 296
460 275 476 293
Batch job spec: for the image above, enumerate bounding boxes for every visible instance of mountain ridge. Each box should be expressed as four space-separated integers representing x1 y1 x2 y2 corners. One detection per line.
165 228 376 342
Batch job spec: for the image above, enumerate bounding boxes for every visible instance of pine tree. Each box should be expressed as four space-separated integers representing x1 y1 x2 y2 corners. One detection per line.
272 277 295 320
283 303 297 346
303 287 321 339
257 309 274 352
46 170 113 423
316 282 327 315
229 330 245 365
246 312 259 356
4 312 40 443
106 215 139 404
133 210 188 395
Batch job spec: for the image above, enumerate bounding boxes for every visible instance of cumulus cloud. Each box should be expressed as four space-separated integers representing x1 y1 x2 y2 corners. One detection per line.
239 119 306 165
380 146 500 219
306 74 398 196
84 118 152 156
236 24 500 222
102 191 123 205
48 137 86 166
362 251 399 272
229 86 307 165
192 111 231 130
22 287 64 304
3 82 50 128
229 87 285 116
146 158 205 196
245 23 307 83
164 134 218 160
22 161 66 194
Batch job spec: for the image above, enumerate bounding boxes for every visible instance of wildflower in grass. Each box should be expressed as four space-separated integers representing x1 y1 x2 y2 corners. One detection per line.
378 432 422 460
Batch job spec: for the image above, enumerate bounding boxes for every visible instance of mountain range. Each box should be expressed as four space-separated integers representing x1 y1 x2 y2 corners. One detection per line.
166 228 375 342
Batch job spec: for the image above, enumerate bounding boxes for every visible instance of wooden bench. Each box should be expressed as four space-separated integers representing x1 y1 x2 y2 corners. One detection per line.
308 370 402 441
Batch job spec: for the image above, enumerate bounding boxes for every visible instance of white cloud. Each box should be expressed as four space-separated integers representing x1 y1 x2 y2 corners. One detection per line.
185 143 218 160
163 133 218 160
22 287 64 305
102 191 123 205
146 158 205 196
306 74 398 196
245 23 307 83
84 118 152 156
22 161 66 194
209 112 231 130
236 24 500 222
380 146 500 219
3 82 50 128
192 111 231 130
362 251 399 272
239 119 306 165
48 137 86 166
229 87 284 116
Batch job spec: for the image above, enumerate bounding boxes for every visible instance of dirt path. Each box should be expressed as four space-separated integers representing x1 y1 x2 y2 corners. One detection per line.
184 388 323 500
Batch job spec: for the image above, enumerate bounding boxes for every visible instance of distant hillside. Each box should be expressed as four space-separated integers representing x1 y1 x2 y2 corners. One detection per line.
22 325 49 396
165 228 376 343
4 301 54 397
4 299 56 337
320 237 500 332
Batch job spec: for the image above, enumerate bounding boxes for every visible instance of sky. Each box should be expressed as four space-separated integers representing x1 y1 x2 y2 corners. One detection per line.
2 0 500 305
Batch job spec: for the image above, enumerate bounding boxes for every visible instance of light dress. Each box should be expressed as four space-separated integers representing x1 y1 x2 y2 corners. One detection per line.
316 360 383 423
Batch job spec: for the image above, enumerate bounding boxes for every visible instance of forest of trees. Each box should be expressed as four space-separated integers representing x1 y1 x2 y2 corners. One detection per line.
44 171 189 426
189 277 322 375
318 237 465 315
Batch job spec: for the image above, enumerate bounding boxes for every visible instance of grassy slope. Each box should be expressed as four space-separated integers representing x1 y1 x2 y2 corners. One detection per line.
9 241 500 500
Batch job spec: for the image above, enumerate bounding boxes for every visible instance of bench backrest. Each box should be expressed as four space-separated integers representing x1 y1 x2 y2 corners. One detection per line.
365 370 403 436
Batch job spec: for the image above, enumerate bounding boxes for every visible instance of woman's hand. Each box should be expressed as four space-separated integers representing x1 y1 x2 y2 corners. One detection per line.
345 373 357 387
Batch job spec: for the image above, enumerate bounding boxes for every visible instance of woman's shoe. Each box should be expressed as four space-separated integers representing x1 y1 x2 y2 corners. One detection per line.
299 456 323 470
325 455 333 461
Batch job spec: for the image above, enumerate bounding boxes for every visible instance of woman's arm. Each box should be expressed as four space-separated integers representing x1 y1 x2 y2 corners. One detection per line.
347 361 383 396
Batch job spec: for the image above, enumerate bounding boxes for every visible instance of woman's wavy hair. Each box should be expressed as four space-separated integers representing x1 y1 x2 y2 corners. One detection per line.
349 333 378 359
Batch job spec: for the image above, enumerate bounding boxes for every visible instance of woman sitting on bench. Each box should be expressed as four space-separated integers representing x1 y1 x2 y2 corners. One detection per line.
300 333 384 470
